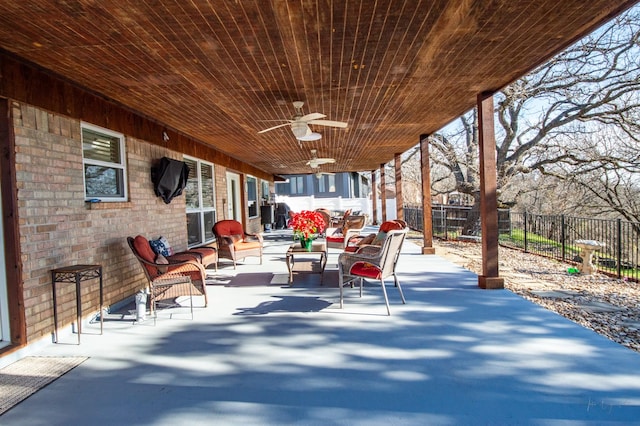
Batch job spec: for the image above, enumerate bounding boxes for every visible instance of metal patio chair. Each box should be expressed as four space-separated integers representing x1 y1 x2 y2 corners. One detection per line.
338 228 408 315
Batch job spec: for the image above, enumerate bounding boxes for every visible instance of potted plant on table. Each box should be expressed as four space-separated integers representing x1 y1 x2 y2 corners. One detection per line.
289 210 326 251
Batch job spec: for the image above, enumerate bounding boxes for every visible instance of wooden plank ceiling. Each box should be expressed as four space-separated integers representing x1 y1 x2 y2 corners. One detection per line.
0 0 636 176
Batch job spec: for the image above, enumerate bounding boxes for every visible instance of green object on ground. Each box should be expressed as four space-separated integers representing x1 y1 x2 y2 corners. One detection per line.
567 267 579 275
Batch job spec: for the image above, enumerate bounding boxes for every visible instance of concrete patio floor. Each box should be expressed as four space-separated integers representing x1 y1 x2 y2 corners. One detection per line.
2 229 640 425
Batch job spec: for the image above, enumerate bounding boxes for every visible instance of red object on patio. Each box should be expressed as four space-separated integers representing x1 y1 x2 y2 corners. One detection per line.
349 262 382 279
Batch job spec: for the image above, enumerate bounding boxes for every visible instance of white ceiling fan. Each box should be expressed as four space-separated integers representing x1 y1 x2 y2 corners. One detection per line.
258 101 348 140
306 149 335 169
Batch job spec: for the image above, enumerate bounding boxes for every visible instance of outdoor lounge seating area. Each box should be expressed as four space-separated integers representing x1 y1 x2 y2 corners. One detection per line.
5 3 640 424
5 228 640 424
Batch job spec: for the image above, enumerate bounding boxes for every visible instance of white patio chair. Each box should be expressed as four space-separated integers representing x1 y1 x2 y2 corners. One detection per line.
337 228 408 315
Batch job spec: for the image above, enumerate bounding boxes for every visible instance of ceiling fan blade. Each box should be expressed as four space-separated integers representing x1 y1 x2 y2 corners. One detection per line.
299 112 326 121
315 171 335 178
309 158 335 166
257 122 292 133
307 119 348 128
317 158 336 164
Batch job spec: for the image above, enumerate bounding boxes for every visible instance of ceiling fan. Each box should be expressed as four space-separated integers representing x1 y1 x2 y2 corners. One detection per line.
307 149 335 169
258 101 348 140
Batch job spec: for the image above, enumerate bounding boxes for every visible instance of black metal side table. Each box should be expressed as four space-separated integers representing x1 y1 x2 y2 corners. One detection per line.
51 264 103 344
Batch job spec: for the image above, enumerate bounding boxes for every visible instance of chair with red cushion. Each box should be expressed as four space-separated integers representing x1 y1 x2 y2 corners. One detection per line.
314 208 331 236
325 215 366 250
128 236 209 310
330 208 352 228
337 228 408 315
213 220 263 269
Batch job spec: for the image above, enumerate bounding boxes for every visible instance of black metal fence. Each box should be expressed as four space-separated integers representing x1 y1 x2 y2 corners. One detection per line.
404 205 511 237
404 206 640 280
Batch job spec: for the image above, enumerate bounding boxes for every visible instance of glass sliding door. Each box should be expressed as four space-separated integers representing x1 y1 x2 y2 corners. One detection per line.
185 157 216 247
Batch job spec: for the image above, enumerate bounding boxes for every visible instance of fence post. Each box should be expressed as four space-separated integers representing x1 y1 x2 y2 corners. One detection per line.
561 214 566 262
617 218 622 279
523 212 528 253
444 207 449 240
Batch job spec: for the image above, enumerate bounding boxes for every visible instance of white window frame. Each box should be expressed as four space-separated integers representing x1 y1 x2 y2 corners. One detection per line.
184 156 216 248
291 176 305 194
247 175 258 218
275 181 288 195
81 122 128 202
261 180 270 203
318 174 336 193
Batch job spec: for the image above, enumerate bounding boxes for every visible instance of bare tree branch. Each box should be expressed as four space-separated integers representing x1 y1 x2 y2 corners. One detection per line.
409 5 640 232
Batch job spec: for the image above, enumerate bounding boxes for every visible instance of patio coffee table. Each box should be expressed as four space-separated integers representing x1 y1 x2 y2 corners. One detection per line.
286 241 328 285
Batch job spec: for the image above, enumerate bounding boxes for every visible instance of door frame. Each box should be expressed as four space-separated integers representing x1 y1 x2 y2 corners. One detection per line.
0 97 25 352
226 172 242 222
0 191 9 347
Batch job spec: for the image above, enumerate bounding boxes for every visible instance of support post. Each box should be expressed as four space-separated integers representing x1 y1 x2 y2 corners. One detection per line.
380 163 387 223
477 93 504 289
371 170 378 225
1 97 26 345
420 134 435 254
394 153 403 221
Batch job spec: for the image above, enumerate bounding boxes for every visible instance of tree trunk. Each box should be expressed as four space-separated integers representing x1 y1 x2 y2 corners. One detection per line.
462 194 482 235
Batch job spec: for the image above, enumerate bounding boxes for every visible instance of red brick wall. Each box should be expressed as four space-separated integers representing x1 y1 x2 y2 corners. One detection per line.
10 100 269 343
12 101 191 341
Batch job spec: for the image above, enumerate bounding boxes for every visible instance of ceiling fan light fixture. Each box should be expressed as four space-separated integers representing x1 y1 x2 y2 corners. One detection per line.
291 121 309 138
258 102 348 139
297 132 322 141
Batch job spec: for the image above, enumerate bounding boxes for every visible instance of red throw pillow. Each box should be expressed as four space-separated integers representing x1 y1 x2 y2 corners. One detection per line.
216 220 243 236
380 221 403 232
133 235 156 263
